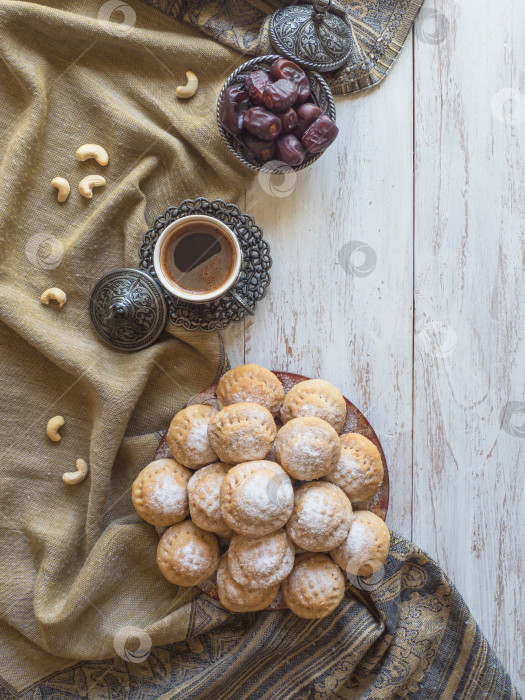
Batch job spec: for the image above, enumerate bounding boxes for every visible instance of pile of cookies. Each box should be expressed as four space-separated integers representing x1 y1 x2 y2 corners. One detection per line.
132 364 390 619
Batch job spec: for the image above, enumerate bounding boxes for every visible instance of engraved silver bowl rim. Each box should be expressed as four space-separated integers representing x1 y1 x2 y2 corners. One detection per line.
216 54 336 173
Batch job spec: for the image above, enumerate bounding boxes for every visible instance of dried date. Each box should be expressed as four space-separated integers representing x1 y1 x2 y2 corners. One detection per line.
270 58 310 104
262 79 298 113
294 103 322 139
277 108 297 135
237 97 250 131
243 106 282 140
245 70 270 106
301 114 339 154
244 136 275 162
219 85 249 135
275 134 305 167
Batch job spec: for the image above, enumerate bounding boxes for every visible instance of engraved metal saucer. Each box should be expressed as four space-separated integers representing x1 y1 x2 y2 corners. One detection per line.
139 198 272 332
89 268 167 352
89 200 271 349
269 0 353 73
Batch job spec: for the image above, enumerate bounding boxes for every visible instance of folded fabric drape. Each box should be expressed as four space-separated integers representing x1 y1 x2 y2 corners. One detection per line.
142 0 424 94
9 535 521 699
0 0 248 691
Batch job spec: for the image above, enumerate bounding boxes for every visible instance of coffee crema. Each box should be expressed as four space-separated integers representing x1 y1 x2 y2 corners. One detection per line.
160 221 237 295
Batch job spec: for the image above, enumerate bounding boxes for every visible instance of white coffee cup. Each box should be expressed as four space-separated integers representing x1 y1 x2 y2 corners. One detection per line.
153 215 243 304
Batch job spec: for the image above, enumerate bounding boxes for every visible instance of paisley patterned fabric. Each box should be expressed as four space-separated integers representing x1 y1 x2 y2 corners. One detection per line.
141 0 424 94
13 534 520 699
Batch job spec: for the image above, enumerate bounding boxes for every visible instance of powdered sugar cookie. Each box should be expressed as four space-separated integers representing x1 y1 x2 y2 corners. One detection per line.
132 459 191 527
330 510 390 577
220 460 294 536
228 529 295 589
282 552 345 619
286 482 352 552
275 416 341 480
323 433 384 503
217 553 279 612
167 404 218 469
156 520 219 586
188 462 233 537
217 364 285 417
281 379 347 433
208 403 276 464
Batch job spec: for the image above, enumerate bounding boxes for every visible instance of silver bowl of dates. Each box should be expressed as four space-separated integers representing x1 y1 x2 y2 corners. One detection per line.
217 55 337 172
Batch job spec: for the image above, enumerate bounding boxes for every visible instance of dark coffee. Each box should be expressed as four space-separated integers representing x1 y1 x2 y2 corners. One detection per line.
160 221 237 294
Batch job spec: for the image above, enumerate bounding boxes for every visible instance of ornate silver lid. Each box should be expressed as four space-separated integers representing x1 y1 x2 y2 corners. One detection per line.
89 268 167 352
269 0 353 73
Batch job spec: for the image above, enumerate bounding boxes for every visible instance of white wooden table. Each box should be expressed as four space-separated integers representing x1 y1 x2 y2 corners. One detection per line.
224 2 525 692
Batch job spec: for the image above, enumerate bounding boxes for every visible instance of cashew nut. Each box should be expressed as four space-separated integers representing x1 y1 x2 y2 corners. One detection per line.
79 174 106 199
76 144 109 166
40 287 67 308
176 71 198 99
47 416 65 442
51 177 70 202
63 458 89 485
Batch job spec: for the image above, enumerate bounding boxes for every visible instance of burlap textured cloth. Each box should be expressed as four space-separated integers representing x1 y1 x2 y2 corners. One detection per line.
0 0 247 691
0 0 521 698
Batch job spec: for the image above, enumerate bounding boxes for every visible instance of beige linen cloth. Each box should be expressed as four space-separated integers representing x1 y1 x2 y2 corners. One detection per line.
0 0 248 690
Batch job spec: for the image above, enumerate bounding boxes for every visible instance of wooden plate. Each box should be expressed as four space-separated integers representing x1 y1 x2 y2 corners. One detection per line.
153 371 389 609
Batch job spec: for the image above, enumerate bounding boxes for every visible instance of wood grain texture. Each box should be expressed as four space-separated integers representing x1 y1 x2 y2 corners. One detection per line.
222 6 524 691
240 40 414 537
413 0 525 692
221 190 246 370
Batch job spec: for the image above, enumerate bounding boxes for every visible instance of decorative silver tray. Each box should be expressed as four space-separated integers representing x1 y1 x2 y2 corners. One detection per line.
138 198 271 332
216 55 336 172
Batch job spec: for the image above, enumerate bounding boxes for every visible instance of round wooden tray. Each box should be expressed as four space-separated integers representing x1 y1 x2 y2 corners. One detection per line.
154 371 389 609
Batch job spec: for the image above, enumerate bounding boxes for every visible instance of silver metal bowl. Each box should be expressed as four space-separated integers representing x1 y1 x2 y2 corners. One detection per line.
216 54 336 172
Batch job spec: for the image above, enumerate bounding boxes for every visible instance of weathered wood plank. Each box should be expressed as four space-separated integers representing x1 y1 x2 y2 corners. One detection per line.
241 41 415 538
221 190 246 369
413 0 525 691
